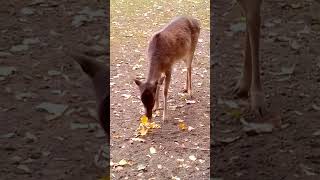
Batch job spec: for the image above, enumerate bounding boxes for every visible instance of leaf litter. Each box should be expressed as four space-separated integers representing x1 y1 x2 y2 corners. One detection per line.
135 115 161 137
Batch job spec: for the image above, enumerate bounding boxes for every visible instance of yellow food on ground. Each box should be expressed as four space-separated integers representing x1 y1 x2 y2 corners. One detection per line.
136 115 161 136
140 115 148 125
178 120 187 131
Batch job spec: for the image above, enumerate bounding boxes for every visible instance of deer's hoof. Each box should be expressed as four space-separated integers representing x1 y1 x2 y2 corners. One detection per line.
250 91 267 120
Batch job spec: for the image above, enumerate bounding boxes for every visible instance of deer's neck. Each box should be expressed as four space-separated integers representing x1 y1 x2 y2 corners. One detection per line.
146 59 162 83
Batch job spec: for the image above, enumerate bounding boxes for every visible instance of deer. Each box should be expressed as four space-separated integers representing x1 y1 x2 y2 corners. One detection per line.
232 0 267 119
134 16 200 122
66 48 109 139
66 48 109 168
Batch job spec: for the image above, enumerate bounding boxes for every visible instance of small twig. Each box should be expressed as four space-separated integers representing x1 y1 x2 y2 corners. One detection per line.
177 146 210 151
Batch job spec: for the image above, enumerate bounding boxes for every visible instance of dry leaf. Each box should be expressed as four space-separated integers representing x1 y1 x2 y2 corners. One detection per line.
118 159 128 166
188 126 195 131
139 125 148 136
140 115 148 125
171 176 181 180
131 137 145 142
189 155 197 161
135 115 161 137
150 147 157 154
178 120 187 131
186 100 196 104
98 176 110 180
149 122 161 129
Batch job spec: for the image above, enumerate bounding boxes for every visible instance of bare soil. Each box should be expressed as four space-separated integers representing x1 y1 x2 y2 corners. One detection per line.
212 0 320 179
0 1 108 179
110 0 210 179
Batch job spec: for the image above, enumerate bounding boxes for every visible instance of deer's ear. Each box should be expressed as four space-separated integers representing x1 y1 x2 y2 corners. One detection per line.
134 79 142 86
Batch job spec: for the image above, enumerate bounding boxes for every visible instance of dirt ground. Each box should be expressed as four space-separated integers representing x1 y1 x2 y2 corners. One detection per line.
212 0 320 179
0 0 108 179
110 0 210 179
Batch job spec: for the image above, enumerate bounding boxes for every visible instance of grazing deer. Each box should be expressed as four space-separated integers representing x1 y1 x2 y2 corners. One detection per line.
232 0 267 118
134 16 200 121
66 49 109 139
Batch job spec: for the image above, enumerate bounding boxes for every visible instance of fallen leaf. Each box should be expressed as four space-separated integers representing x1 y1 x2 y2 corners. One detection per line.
130 137 145 142
313 130 320 136
48 70 61 76
11 156 22 164
312 104 320 111
23 38 40 45
241 118 274 135
178 120 187 131
228 109 242 119
35 102 68 116
300 163 317 176
140 115 148 125
230 22 246 33
149 122 161 129
1 132 15 138
216 136 241 144
17 164 31 173
188 126 195 131
272 65 296 76
25 132 37 142
10 44 29 52
224 100 239 109
70 122 99 130
15 92 37 100
135 115 161 137
186 99 196 104
289 40 301 50
137 164 147 171
98 176 110 180
189 155 197 161
149 147 157 154
20 7 34 15
138 125 148 136
0 66 17 76
118 159 128 166
121 94 131 99
171 176 181 180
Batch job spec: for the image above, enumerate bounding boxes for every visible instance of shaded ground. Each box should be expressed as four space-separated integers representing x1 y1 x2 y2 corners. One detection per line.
213 0 320 179
110 0 210 179
0 1 108 179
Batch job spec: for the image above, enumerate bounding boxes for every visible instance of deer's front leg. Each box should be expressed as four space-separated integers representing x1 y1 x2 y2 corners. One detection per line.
163 70 172 121
243 0 266 118
233 29 252 98
153 84 160 111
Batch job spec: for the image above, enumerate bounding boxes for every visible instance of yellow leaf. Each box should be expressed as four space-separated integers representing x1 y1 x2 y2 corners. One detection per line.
140 115 148 125
178 121 187 131
149 122 161 129
98 176 110 180
118 159 128 166
139 125 148 136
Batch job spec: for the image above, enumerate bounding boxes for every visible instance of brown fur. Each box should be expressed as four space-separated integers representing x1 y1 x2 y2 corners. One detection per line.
67 50 109 139
135 16 200 121
233 0 267 118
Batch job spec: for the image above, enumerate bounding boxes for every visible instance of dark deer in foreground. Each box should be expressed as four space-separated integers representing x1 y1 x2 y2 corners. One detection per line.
66 49 109 139
233 0 267 118
134 16 200 121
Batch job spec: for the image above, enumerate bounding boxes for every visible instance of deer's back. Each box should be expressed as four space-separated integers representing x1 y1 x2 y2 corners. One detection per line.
147 16 200 68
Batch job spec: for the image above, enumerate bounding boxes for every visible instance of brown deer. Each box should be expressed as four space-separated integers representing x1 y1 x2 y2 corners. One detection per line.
134 16 200 121
232 0 267 118
66 49 109 139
